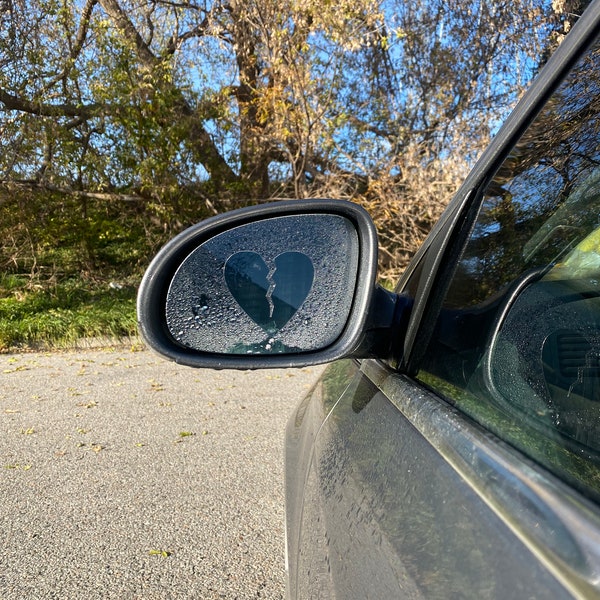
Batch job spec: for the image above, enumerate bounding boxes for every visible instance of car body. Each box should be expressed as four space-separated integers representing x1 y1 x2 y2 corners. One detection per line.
138 2 600 597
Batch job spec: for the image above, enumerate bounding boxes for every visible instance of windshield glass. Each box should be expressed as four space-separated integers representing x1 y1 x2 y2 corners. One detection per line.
418 36 600 501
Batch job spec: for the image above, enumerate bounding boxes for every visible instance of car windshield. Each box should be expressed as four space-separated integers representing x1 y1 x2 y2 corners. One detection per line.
524 168 600 263
417 35 600 501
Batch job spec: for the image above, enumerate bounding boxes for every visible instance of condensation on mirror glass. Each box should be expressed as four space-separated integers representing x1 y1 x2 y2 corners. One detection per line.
165 214 359 354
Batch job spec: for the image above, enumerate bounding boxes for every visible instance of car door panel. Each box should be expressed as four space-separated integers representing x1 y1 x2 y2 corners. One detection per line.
286 359 574 599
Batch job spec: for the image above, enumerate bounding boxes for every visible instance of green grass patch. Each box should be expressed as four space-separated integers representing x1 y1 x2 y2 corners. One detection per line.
0 280 138 351
0 187 197 351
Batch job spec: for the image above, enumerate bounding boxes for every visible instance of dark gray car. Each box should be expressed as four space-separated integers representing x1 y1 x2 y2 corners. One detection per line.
138 2 600 597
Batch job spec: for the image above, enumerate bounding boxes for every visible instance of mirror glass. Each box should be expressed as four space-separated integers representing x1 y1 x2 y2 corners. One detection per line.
165 214 360 354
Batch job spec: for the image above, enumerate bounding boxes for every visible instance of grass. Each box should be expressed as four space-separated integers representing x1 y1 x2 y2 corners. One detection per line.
0 189 177 352
0 277 138 351
0 182 225 352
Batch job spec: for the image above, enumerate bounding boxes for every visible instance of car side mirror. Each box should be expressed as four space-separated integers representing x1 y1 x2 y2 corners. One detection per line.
137 199 405 368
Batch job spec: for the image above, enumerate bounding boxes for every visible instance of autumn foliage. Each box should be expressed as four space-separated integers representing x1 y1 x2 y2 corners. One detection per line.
0 0 584 287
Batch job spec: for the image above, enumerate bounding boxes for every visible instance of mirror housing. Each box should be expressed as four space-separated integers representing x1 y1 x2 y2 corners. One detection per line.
137 199 403 369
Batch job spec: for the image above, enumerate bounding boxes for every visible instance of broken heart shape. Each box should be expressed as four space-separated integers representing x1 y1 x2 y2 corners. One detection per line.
224 251 314 333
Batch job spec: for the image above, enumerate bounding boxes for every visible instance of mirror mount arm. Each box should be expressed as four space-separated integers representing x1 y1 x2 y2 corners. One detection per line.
350 285 412 360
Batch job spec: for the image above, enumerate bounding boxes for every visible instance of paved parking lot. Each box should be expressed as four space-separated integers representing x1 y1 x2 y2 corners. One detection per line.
0 347 324 599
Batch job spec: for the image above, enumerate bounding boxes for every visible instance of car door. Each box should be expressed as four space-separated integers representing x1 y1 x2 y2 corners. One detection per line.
285 4 600 598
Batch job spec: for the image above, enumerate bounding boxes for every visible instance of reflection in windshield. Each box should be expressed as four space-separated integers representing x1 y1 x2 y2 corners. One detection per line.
447 43 600 308
419 37 600 501
545 226 600 280
524 169 600 265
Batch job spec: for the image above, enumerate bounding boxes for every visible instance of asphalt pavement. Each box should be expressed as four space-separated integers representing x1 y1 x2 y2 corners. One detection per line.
0 346 325 599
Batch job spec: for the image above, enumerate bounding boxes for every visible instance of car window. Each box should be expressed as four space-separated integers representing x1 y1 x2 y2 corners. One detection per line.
416 36 600 501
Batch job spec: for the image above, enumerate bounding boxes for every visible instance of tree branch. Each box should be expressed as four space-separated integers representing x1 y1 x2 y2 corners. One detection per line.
0 179 143 203
97 0 237 186
98 0 159 68
72 0 99 62
0 88 98 119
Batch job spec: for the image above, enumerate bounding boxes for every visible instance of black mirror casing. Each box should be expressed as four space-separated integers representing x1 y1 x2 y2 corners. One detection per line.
137 199 384 369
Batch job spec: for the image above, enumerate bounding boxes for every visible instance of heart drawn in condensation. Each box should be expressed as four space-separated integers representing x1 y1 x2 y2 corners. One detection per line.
224 251 314 333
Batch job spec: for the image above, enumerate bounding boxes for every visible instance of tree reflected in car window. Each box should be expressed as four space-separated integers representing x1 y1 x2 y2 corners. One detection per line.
418 38 600 501
452 47 600 307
